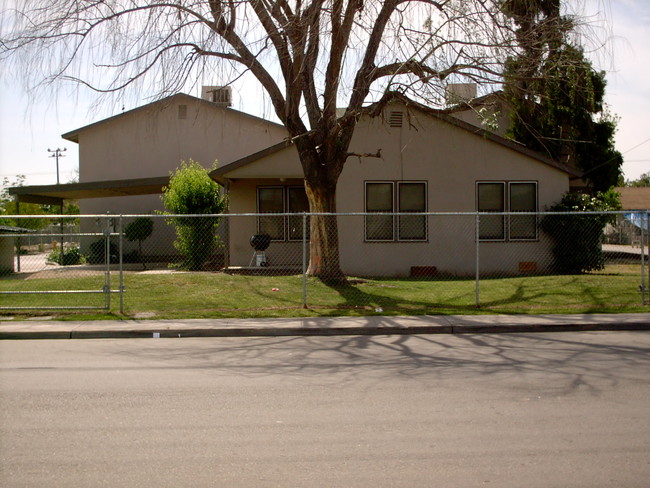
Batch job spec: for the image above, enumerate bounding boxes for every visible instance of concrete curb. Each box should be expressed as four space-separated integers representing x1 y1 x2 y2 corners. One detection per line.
1 314 649 340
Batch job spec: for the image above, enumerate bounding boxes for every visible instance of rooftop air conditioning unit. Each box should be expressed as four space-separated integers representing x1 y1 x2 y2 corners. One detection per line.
201 86 233 106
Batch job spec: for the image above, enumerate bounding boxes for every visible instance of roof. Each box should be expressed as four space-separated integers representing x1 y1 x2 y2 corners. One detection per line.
0 225 36 233
212 94 578 180
62 93 285 143
616 187 650 210
8 176 172 205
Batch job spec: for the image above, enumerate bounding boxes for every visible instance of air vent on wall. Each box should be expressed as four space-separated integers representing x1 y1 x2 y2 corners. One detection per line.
389 111 403 128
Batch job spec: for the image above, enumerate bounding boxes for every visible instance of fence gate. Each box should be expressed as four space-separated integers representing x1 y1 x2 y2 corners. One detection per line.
0 217 123 313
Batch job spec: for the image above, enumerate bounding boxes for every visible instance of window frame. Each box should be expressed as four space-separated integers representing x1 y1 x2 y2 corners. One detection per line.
476 180 538 242
256 185 309 242
364 180 428 242
397 181 428 241
508 181 538 241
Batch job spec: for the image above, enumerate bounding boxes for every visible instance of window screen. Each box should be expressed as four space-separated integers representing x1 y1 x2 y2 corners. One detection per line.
478 182 505 240
258 187 285 240
509 182 537 239
398 182 426 240
365 182 394 240
288 186 310 241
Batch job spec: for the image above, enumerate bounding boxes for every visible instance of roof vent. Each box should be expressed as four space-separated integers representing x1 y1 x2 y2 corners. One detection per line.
389 111 403 128
201 86 233 106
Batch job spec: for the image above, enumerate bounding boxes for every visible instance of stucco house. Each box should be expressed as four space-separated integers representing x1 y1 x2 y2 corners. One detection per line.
211 98 577 276
10 90 578 276
56 91 288 255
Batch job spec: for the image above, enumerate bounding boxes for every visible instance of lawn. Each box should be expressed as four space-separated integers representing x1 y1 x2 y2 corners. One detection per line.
0 263 647 320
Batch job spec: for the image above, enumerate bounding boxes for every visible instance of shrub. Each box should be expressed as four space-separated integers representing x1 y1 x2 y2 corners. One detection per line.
48 245 84 266
541 190 620 274
124 217 154 267
86 239 118 264
161 160 226 271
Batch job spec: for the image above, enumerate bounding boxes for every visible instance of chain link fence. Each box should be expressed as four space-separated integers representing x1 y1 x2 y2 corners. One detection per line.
1 211 648 316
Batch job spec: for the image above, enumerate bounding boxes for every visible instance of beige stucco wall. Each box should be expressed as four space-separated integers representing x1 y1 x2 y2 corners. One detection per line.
222 102 570 276
78 95 287 216
75 95 287 256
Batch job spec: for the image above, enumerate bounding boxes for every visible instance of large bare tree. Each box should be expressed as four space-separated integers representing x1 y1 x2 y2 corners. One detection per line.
2 0 518 279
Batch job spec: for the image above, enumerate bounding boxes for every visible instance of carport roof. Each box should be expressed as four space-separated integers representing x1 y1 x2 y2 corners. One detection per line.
8 176 173 206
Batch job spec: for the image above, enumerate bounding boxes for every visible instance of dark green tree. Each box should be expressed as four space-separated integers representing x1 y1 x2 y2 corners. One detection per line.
541 189 620 274
502 0 623 193
161 160 226 271
124 217 154 268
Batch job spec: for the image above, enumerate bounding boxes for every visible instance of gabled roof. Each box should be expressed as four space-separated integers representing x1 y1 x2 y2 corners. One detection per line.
62 93 285 143
212 95 579 180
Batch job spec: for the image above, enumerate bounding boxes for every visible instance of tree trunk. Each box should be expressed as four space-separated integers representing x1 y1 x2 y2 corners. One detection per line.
304 178 344 281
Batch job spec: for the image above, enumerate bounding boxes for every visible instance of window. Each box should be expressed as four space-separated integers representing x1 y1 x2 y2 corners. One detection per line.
288 187 310 240
257 186 309 241
365 181 427 241
477 181 537 241
477 182 505 240
509 182 537 239
366 182 394 240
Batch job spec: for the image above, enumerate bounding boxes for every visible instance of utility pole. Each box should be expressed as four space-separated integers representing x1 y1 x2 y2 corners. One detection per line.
47 147 67 184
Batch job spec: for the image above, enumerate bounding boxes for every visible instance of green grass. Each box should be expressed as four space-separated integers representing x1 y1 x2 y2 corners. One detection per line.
0 264 647 320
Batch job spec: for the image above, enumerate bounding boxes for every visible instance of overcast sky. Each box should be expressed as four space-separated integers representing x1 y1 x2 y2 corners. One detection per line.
0 0 648 190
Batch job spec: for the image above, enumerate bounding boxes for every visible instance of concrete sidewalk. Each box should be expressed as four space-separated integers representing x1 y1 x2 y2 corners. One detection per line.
0 313 649 340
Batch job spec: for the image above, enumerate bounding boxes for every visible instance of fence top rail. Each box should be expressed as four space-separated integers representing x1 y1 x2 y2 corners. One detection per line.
4 210 649 220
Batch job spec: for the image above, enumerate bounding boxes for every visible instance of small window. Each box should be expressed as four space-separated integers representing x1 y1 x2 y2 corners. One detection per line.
509 182 537 240
478 182 505 240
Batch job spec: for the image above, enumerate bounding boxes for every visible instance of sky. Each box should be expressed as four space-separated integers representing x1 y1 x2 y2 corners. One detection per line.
0 0 648 191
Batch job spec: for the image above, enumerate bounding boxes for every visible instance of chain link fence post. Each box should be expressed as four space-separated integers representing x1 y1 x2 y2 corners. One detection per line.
475 212 480 308
641 211 647 305
302 212 308 308
103 216 112 311
118 215 124 314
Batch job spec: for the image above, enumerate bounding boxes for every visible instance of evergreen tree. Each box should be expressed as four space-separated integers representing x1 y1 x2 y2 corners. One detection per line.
502 0 623 193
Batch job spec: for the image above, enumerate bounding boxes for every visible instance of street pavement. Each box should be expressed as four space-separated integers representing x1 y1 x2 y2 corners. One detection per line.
0 312 649 339
2 332 650 487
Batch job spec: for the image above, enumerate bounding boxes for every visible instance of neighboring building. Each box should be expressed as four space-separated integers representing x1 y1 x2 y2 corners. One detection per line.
59 91 288 256
212 98 576 276
63 91 288 216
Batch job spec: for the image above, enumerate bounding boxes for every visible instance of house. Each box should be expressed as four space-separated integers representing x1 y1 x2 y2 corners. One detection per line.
56 91 287 255
10 91 577 276
211 98 577 276
64 91 288 217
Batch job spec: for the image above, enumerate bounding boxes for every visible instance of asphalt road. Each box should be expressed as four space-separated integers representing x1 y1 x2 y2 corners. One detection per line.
1 331 649 487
